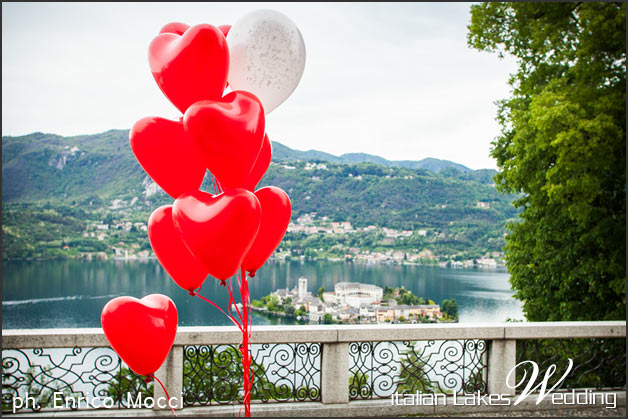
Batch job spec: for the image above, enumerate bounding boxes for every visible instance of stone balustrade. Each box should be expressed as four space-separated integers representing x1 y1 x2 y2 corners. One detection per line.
2 321 625 416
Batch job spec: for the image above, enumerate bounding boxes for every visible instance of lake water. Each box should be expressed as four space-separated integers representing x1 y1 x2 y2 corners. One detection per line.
2 259 524 329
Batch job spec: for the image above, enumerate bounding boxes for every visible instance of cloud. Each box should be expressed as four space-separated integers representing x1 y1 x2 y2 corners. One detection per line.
1 2 517 169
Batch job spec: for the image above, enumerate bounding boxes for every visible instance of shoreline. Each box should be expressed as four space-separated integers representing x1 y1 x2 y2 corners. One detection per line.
2 255 505 269
251 305 459 325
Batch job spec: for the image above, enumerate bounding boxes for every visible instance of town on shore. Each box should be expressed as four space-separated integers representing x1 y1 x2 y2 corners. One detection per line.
4 201 505 270
252 277 459 324
282 212 503 269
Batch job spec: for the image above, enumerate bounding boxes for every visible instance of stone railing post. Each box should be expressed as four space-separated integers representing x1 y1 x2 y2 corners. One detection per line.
487 339 516 396
153 346 184 410
321 342 349 404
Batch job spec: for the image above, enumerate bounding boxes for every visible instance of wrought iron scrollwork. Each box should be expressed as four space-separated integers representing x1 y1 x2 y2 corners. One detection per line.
349 339 487 399
516 338 626 392
182 343 321 406
2 347 151 413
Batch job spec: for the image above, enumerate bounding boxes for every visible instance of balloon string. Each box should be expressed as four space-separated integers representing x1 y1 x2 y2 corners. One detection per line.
150 375 178 417
239 267 252 417
194 292 243 331
226 276 244 325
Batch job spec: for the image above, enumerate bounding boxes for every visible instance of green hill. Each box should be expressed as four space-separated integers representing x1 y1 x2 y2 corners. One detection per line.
2 130 518 261
271 143 472 172
2 130 145 203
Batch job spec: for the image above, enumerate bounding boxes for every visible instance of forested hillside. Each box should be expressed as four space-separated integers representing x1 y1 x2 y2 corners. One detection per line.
2 130 518 261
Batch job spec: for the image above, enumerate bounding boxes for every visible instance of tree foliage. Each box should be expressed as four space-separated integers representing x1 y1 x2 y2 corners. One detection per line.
441 298 458 319
397 351 433 394
468 2 626 321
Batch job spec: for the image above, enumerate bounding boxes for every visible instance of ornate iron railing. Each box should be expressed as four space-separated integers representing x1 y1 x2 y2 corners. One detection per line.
1 322 625 415
2 347 151 413
515 338 626 392
182 343 321 406
349 339 487 400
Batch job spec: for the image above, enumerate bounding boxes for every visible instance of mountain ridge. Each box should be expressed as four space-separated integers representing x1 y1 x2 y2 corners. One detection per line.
2 129 515 261
3 128 475 173
270 141 473 172
1 129 496 205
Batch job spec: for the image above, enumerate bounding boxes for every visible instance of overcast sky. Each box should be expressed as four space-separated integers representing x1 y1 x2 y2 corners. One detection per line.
2 2 517 170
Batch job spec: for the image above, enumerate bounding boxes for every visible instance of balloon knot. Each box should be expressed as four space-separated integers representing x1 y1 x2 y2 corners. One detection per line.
248 272 256 278
189 290 196 296
219 279 227 286
144 376 153 384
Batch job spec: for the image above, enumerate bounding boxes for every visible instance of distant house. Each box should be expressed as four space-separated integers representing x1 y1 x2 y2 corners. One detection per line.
476 201 490 209
476 258 497 267
271 288 291 303
377 304 442 322
376 308 396 323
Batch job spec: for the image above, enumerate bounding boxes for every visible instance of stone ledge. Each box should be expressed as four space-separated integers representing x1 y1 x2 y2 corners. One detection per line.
503 321 626 339
3 321 625 349
5 391 624 417
175 325 339 345
336 323 506 342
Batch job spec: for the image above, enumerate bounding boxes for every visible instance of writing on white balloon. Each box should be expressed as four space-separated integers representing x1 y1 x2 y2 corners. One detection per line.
226 9 306 114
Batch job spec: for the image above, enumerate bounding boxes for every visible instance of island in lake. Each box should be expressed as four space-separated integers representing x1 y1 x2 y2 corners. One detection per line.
252 277 458 324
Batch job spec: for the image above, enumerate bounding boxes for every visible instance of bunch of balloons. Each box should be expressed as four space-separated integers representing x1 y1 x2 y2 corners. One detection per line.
101 10 305 417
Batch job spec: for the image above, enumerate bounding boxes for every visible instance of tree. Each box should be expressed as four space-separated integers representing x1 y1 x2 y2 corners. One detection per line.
182 346 278 404
444 298 458 319
106 367 153 407
399 291 420 306
103 213 115 226
349 371 369 398
323 313 333 324
283 304 295 316
266 295 280 312
441 299 450 317
2 365 78 411
467 3 626 321
317 287 325 301
396 351 432 394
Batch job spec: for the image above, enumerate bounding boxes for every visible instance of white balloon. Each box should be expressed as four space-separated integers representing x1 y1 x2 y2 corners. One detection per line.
226 9 306 114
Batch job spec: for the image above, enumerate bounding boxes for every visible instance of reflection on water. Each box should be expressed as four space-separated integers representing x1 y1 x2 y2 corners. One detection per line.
2 259 524 329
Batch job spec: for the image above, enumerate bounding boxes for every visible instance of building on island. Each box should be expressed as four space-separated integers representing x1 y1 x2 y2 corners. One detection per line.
269 277 442 324
331 282 383 308
376 304 442 323
298 276 308 299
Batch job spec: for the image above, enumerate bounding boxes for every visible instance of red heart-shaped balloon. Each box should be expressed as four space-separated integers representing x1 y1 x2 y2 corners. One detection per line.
149 24 229 114
242 186 291 275
184 91 265 191
130 116 206 199
148 206 208 292
218 24 231 38
159 22 190 36
243 134 272 192
101 294 178 377
218 24 231 88
173 189 262 280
